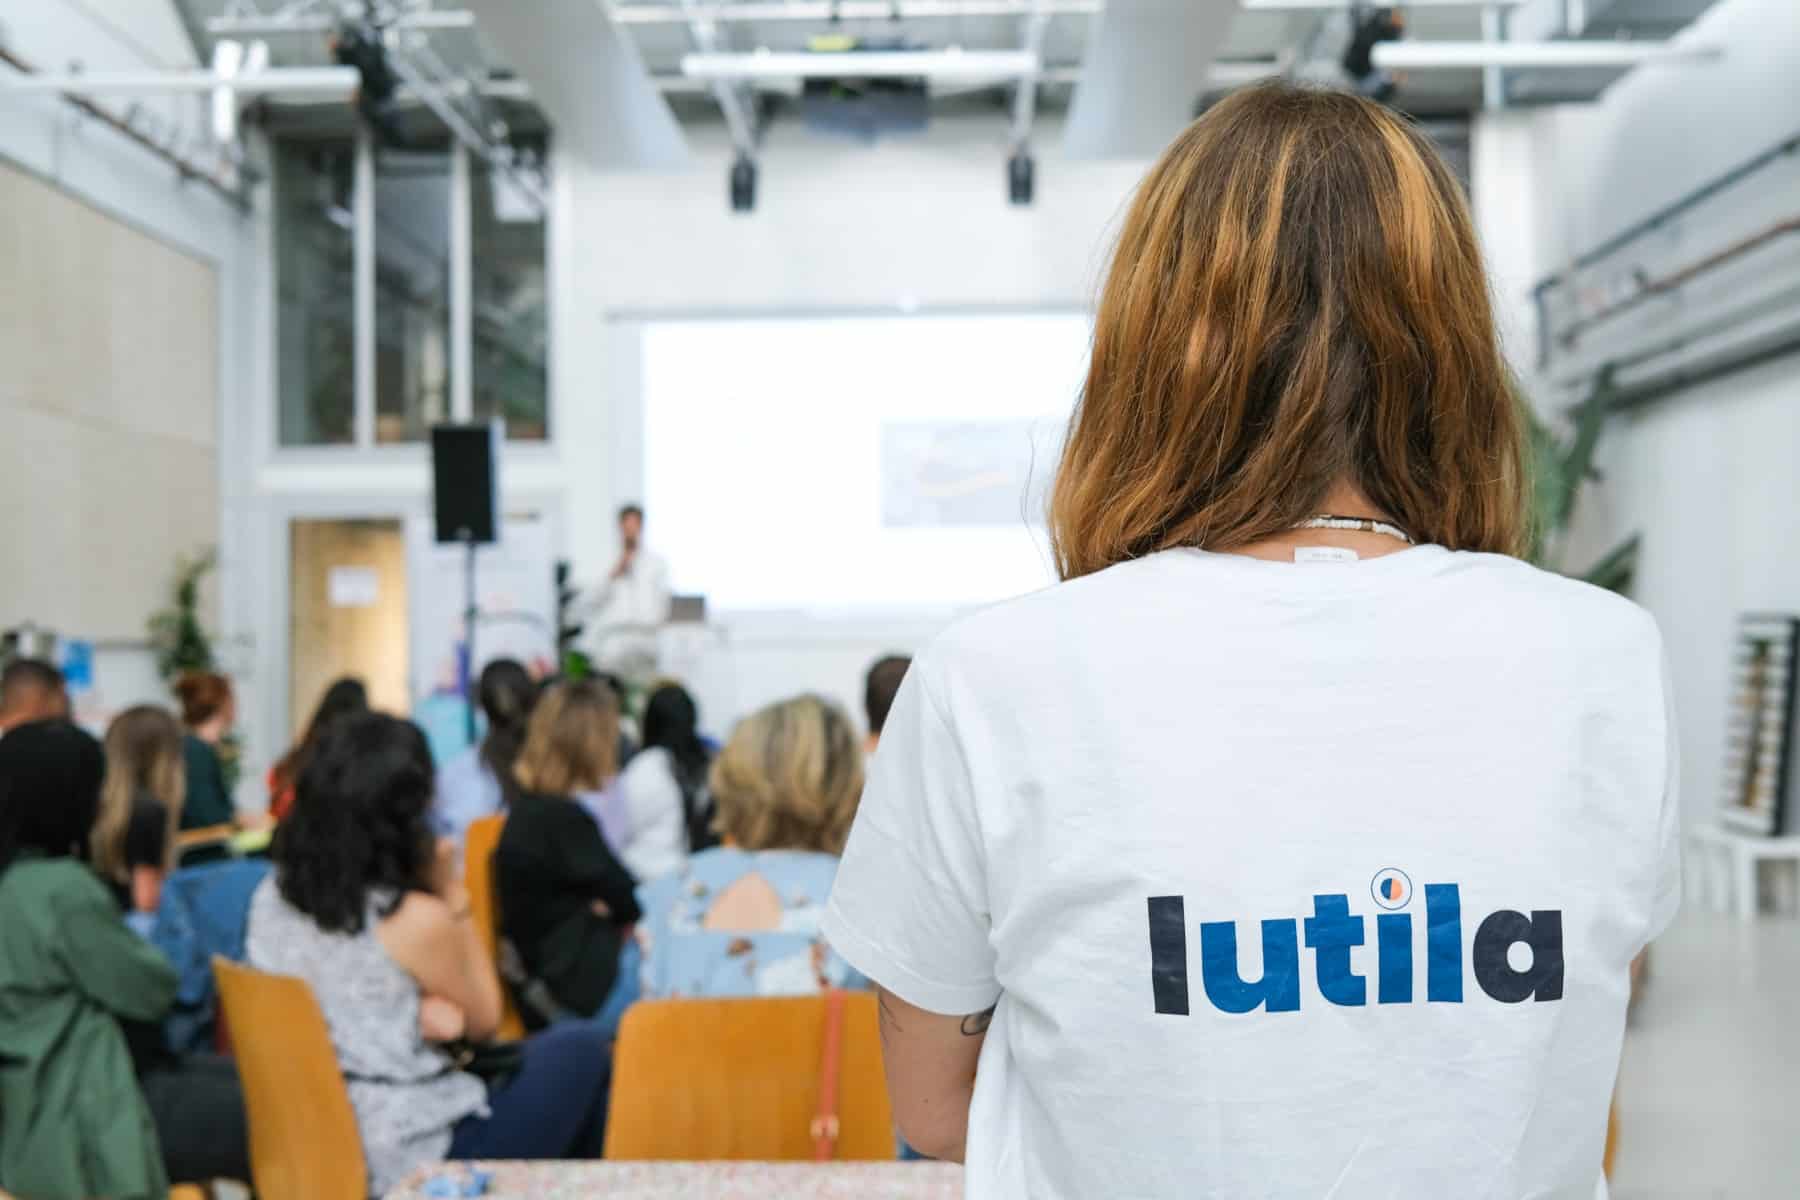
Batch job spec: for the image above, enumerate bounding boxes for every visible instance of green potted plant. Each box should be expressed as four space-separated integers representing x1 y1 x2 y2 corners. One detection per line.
1526 368 1639 595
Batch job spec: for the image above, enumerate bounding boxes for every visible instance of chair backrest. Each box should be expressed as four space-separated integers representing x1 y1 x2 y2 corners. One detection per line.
605 993 896 1161
462 814 526 1040
212 957 367 1200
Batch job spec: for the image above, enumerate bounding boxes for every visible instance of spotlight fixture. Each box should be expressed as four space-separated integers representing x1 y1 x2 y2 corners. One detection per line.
1342 5 1405 103
332 20 407 145
1007 151 1035 207
730 154 758 213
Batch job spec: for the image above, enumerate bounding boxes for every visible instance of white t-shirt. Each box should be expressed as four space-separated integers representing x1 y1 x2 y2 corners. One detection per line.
617 746 692 884
822 545 1679 1199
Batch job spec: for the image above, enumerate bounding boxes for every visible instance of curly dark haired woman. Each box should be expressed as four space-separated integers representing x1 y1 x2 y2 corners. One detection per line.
245 712 610 1195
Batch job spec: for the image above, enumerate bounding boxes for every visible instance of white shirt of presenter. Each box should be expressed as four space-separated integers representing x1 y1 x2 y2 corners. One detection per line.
584 504 670 678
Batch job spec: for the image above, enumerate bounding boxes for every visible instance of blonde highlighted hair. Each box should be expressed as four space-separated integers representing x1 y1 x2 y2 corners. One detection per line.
710 695 863 855
1049 82 1526 580
94 705 185 885
513 680 618 797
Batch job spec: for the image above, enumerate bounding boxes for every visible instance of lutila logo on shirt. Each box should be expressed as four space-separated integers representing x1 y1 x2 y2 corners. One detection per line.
1146 868 1564 1015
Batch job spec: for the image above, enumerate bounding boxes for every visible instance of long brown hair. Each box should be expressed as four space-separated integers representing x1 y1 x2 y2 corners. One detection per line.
94 705 185 884
1049 82 1526 580
513 680 618 798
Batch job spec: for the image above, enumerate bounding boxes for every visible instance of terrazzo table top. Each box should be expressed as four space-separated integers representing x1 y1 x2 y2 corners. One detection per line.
387 1161 962 1199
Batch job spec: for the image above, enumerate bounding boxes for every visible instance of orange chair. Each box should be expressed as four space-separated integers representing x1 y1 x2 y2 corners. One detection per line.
212 957 367 1200
604 993 896 1161
463 814 527 1040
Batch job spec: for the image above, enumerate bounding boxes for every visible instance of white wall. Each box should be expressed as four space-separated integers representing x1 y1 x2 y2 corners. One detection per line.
0 1 265 762
550 116 1148 729
1487 0 1800 829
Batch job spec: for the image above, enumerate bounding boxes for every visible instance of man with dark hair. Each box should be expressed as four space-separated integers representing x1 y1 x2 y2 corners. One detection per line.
0 658 69 735
863 654 912 754
581 503 671 681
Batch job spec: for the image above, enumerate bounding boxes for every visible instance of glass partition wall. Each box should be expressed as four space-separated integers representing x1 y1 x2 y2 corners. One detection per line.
275 128 548 449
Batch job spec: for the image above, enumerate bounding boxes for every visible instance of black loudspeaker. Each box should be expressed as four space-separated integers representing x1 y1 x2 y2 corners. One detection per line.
431 422 500 544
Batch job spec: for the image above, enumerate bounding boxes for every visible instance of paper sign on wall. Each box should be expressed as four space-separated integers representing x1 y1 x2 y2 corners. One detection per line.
328 565 380 608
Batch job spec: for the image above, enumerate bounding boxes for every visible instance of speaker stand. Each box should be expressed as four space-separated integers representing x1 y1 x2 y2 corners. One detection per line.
461 531 479 746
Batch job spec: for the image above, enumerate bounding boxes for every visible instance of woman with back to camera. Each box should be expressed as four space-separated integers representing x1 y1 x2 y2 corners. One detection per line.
822 82 1678 1197
494 680 642 1031
246 712 609 1196
636 694 865 1000
266 676 368 822
93 704 187 917
434 658 536 842
0 720 239 1198
615 682 716 882
173 671 238 836
89 705 254 1187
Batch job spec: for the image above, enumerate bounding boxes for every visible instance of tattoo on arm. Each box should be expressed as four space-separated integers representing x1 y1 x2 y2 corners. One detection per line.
960 1004 997 1036
878 990 905 1043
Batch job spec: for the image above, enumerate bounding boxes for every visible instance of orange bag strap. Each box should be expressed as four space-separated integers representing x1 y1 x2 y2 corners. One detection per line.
810 988 848 1161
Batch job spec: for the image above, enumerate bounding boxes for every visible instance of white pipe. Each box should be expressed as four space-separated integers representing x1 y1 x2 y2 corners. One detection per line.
207 11 477 35
1372 40 1720 70
1208 59 1284 88
450 143 473 424
613 1 1100 23
0 67 358 94
353 128 376 451
682 50 1041 80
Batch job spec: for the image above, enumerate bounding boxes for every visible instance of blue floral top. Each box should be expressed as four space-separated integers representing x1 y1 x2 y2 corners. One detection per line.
635 847 868 999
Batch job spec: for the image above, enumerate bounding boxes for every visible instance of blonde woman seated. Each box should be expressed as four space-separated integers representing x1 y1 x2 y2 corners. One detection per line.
635 694 866 999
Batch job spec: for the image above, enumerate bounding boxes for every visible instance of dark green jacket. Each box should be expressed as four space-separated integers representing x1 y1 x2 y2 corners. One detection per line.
0 855 176 1200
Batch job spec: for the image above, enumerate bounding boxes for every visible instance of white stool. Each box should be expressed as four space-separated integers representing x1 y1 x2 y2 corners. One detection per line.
1685 824 1800 920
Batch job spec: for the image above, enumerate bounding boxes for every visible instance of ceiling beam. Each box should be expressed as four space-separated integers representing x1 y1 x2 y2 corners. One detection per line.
0 67 359 94
679 0 760 160
1009 1 1054 152
1063 0 1238 159
611 1 1100 22
681 49 1042 79
463 0 689 169
1372 39 1720 69
1241 0 1518 8
205 11 478 36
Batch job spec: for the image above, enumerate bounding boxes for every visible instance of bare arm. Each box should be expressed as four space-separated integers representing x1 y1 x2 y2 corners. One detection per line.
876 985 995 1163
377 890 504 1043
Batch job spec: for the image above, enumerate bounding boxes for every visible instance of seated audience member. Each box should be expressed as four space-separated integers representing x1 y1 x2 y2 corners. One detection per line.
495 681 642 1029
862 654 912 754
0 720 246 1197
616 682 715 882
267 676 368 821
434 658 535 841
174 671 238 834
89 707 254 1183
246 713 608 1195
94 705 187 916
636 694 865 999
0 657 69 734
